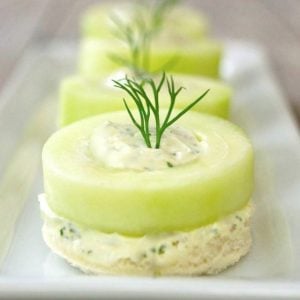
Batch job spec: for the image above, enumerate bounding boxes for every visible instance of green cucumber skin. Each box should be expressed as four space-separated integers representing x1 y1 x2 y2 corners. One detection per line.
60 75 232 126
78 38 222 79
43 111 254 236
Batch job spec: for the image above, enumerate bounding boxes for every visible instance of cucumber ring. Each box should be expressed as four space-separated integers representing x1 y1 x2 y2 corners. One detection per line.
79 38 222 78
81 4 208 41
60 74 231 126
43 110 254 236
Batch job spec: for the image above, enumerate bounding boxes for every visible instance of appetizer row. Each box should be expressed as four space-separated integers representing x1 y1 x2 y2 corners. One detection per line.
40 0 254 276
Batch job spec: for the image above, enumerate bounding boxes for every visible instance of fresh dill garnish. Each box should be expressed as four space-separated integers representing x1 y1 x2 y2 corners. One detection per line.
158 244 166 255
59 227 65 237
108 0 180 78
167 161 174 168
150 0 180 32
113 72 209 149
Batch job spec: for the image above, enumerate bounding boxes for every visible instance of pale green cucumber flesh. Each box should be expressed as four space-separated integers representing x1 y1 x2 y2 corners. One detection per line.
81 4 208 40
78 38 222 79
43 110 254 236
60 74 231 126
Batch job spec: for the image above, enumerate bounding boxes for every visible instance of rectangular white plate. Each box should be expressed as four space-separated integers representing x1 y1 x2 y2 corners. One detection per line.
0 41 300 299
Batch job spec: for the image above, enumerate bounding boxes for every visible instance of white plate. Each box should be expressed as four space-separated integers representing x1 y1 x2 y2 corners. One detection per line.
0 41 300 299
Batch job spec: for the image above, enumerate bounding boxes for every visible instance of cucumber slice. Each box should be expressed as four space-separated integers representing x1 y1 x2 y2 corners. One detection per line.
59 73 232 126
43 111 254 236
78 38 222 78
81 4 208 41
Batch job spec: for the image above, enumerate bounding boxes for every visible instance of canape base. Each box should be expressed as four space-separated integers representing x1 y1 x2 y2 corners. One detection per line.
40 195 252 276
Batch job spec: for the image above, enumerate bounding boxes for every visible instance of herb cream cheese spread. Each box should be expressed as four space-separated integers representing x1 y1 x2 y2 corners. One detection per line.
90 121 207 171
40 194 252 275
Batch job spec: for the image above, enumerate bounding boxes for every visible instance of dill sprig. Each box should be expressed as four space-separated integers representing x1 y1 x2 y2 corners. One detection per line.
113 73 209 148
150 0 179 32
109 0 179 78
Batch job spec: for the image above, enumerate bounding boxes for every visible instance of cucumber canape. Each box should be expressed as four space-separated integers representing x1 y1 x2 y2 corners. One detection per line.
41 74 254 275
78 1 221 78
60 72 232 126
79 38 222 78
81 2 208 41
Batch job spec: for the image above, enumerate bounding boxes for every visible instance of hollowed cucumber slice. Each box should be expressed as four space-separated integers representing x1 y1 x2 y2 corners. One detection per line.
43 110 253 236
60 73 231 126
79 38 222 78
81 4 208 41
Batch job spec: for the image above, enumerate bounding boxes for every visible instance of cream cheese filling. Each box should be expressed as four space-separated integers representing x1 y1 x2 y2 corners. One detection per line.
90 121 207 171
40 194 252 268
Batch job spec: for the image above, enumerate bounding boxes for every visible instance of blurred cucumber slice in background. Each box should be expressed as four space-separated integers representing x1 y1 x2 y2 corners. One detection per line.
59 72 232 126
79 38 222 78
81 3 208 41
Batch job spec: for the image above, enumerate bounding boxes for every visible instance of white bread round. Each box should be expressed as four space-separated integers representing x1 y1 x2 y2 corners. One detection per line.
40 195 252 276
